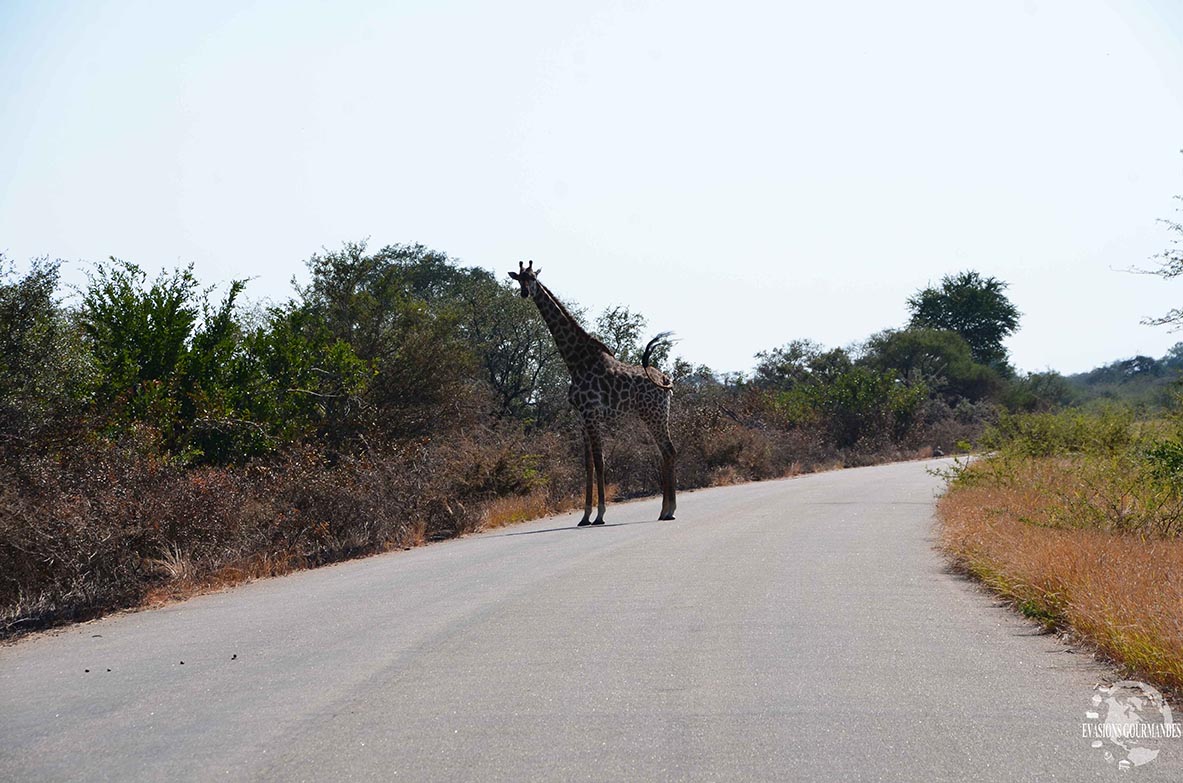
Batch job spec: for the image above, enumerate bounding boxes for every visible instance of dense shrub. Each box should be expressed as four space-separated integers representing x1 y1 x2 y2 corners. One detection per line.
0 416 578 634
980 407 1137 457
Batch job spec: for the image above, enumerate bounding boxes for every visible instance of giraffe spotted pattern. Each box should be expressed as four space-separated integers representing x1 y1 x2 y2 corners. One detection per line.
509 260 677 524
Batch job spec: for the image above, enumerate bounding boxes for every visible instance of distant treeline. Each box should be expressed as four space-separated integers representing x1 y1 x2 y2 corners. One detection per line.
1060 349 1183 409
0 243 1173 635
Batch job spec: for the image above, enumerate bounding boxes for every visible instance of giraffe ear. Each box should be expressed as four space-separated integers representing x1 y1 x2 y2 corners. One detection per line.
534 267 542 276
509 271 520 280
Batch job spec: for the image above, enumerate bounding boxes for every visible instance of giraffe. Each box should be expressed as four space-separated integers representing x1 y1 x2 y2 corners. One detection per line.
509 260 677 525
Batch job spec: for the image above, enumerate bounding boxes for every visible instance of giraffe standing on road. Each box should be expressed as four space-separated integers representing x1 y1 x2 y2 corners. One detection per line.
509 260 677 525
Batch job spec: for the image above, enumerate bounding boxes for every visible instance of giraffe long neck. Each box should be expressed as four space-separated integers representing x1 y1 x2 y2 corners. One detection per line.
531 282 613 374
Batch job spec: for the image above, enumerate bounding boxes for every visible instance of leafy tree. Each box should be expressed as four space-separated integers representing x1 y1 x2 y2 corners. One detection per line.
594 305 647 364
293 241 475 436
752 340 851 390
906 271 1020 372
669 358 723 399
296 241 452 361
0 257 93 444
78 258 257 459
592 305 673 369
752 340 820 390
451 271 568 423
806 347 854 384
860 327 1000 402
1163 343 1183 371
80 259 201 410
235 305 373 453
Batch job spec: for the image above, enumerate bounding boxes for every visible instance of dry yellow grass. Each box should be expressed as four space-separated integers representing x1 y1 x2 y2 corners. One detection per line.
481 483 625 530
481 491 555 530
939 464 1183 692
143 547 327 605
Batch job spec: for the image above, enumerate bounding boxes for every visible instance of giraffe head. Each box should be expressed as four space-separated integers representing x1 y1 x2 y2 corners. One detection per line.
508 260 542 299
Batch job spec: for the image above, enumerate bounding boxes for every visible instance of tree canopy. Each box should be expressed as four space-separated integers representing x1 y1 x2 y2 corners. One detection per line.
906 270 1020 372
860 327 1000 403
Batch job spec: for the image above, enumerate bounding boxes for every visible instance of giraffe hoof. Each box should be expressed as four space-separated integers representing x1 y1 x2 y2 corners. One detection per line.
591 519 605 525
577 519 592 527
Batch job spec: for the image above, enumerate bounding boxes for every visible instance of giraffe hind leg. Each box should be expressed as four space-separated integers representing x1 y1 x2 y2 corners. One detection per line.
643 409 677 521
657 440 677 520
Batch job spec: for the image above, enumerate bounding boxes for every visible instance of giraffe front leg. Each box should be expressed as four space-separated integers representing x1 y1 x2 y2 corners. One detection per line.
578 430 594 526
588 423 607 524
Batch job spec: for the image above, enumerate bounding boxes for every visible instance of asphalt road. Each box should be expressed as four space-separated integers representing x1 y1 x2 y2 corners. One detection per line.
3 459 1180 781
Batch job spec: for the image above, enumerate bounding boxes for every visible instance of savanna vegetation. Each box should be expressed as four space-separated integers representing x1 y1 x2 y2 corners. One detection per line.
937 410 1183 692
0 238 1173 640
937 191 1183 694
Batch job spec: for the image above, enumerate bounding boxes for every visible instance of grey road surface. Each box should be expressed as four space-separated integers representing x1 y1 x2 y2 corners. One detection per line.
3 459 1180 781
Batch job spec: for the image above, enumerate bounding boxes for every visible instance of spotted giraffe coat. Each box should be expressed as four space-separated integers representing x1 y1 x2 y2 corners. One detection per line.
509 261 677 522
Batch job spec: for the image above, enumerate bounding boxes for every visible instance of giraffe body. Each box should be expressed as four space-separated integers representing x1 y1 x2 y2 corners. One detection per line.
509 261 677 524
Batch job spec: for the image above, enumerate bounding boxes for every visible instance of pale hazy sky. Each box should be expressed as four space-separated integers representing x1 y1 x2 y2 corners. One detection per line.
2 0 1182 375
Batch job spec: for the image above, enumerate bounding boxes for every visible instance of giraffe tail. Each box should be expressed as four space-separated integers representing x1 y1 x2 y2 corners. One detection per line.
642 331 676 389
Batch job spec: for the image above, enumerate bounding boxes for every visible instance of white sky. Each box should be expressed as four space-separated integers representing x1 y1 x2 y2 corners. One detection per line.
2 0 1182 375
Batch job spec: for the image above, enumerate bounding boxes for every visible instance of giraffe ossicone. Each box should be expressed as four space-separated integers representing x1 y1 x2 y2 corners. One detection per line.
508 261 677 524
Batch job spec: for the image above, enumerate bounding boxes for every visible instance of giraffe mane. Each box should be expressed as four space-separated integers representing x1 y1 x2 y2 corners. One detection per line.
535 281 616 358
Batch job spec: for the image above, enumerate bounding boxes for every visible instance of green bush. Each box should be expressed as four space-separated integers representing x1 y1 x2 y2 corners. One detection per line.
0 257 94 444
861 327 1001 403
78 258 257 459
774 367 927 449
981 407 1136 457
948 406 1183 537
